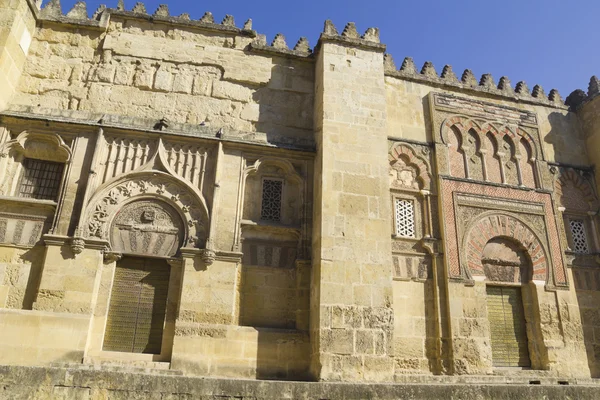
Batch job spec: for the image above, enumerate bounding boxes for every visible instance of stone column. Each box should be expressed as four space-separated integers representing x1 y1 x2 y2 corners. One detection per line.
311 22 394 382
0 0 38 111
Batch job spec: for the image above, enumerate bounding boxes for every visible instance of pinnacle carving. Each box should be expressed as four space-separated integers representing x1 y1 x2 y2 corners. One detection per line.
92 4 106 19
132 2 146 13
324 20 339 36
532 85 546 99
271 34 288 50
179 13 190 20
400 57 418 75
548 89 563 104
384 54 397 72
341 22 360 39
479 74 495 88
515 81 530 96
421 62 437 78
66 1 87 19
117 0 125 11
362 27 380 43
294 37 310 53
497 76 513 93
41 0 62 17
461 70 477 87
199 12 214 24
243 19 252 30
588 76 600 96
221 15 235 26
441 65 458 82
154 4 169 17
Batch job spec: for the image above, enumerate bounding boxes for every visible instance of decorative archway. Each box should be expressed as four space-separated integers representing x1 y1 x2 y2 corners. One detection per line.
83 171 209 250
388 142 432 191
463 213 548 283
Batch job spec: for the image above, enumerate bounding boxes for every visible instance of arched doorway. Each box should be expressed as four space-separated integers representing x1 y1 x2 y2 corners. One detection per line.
482 237 531 368
103 199 185 356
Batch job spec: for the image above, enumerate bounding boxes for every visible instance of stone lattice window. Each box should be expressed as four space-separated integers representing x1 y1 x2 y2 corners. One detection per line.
261 179 283 222
395 199 415 238
18 158 64 201
569 219 589 254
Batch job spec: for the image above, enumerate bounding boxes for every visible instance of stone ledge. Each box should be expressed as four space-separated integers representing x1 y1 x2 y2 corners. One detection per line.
1 365 600 399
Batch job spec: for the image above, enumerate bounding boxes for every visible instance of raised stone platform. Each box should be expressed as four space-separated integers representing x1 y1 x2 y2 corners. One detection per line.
1 365 600 400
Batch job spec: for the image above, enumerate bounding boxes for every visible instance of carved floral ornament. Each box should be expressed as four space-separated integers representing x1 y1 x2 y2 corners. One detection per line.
388 142 433 191
0 131 72 163
440 116 538 161
82 139 210 253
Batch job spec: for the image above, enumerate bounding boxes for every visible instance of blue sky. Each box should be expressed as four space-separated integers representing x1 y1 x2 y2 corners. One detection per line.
54 0 596 97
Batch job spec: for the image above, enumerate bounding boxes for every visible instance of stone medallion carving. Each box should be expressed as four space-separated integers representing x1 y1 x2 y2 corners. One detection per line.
111 200 184 257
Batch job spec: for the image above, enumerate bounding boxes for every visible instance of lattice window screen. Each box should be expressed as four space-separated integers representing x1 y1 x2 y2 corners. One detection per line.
395 199 415 238
261 179 283 222
570 219 589 254
18 158 64 201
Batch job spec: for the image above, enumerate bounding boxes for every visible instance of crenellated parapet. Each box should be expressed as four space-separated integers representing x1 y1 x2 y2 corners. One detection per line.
383 54 567 109
317 20 386 52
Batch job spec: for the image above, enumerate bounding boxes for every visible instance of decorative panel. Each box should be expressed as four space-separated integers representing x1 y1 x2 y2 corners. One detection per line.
569 219 589 254
260 179 283 222
395 199 415 238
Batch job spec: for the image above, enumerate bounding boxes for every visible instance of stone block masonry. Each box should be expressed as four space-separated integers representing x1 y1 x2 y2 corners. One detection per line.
2 0 600 397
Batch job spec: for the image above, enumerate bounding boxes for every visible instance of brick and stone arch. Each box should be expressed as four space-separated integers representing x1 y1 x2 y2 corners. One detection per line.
388 142 432 191
555 168 598 212
463 213 548 283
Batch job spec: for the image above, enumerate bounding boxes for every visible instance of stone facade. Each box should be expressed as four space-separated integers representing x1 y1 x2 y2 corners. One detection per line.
1 0 600 394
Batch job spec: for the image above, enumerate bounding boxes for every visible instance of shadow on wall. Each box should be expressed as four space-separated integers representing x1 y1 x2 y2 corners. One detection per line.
248 55 314 150
545 112 588 166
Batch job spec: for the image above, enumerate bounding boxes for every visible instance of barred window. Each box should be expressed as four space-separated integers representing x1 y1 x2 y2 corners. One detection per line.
18 158 64 201
260 179 283 222
569 219 589 254
395 198 415 238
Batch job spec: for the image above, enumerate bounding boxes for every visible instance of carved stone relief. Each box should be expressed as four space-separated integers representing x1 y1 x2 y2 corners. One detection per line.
111 200 184 257
0 213 47 246
84 173 208 249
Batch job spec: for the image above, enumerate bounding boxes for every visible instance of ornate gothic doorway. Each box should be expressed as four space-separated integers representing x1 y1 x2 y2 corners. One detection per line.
103 257 171 354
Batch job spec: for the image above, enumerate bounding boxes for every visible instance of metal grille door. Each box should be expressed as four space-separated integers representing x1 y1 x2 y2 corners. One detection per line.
486 286 530 367
103 257 171 354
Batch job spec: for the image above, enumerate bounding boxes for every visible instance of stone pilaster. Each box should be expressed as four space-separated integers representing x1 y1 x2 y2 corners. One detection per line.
0 0 38 111
311 23 394 382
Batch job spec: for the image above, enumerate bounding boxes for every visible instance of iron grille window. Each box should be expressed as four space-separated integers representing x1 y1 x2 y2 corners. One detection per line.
569 219 589 254
18 158 64 201
395 198 415 238
261 179 283 222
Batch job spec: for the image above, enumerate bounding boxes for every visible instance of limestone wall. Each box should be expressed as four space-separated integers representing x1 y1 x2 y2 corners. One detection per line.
12 14 315 149
0 0 36 110
385 77 588 166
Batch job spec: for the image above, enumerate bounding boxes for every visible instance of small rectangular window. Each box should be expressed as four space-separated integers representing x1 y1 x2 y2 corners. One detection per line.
569 219 589 254
261 179 283 222
395 198 415 238
18 158 64 201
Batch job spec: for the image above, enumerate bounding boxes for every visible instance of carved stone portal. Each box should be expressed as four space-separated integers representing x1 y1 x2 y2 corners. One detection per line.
110 200 184 258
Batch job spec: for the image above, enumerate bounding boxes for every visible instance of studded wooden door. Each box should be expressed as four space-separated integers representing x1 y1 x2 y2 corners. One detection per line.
486 286 531 367
103 257 171 354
